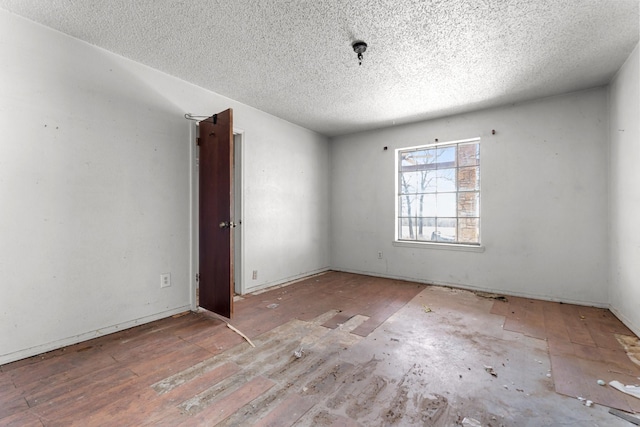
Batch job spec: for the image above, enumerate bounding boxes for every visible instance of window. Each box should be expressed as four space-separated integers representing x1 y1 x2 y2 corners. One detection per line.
396 138 480 245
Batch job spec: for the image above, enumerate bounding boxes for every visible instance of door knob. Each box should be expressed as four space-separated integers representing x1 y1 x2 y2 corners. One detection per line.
219 221 237 229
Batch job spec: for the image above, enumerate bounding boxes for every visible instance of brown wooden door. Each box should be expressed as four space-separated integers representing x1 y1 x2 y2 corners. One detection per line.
198 109 234 318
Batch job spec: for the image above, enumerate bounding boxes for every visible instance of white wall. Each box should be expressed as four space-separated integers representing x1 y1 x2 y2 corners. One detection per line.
609 43 640 336
331 88 609 306
0 10 330 364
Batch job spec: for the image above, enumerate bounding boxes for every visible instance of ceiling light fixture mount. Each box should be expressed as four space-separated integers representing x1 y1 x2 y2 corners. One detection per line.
352 41 368 66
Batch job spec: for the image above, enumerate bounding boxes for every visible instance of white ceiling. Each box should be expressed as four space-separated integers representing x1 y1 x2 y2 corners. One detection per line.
1 0 638 137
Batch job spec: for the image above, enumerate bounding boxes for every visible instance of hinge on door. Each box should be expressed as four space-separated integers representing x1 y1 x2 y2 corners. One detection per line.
196 273 200 282
196 138 201 146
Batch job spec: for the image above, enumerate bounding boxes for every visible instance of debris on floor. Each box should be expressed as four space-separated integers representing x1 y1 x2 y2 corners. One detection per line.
293 347 304 359
615 334 640 367
597 379 606 386
475 291 508 302
609 408 640 425
226 323 256 348
484 366 498 377
461 417 482 427
577 397 593 407
266 303 279 309
422 305 432 313
609 380 640 400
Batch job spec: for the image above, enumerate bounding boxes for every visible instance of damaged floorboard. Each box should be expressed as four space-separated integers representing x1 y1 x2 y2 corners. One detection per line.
1 271 639 426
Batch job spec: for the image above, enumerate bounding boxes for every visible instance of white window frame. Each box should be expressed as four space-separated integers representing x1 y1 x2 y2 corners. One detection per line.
394 137 484 252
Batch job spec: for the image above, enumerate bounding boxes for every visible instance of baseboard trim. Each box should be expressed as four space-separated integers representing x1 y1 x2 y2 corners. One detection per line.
243 267 331 295
331 268 609 309
0 305 192 366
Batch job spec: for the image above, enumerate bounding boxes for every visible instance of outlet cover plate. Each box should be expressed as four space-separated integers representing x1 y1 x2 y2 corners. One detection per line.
160 273 171 288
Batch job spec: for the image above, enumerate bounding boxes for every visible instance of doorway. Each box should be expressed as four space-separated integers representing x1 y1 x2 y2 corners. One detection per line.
232 133 243 296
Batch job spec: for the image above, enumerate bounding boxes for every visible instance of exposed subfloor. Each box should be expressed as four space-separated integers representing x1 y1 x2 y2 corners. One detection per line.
1 271 639 426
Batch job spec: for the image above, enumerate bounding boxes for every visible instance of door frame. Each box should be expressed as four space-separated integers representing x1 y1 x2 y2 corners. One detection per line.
189 122 245 311
232 133 244 296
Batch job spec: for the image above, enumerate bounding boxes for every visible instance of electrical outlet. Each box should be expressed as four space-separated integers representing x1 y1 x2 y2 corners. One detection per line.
160 273 171 288
252 270 258 280
377 251 383 259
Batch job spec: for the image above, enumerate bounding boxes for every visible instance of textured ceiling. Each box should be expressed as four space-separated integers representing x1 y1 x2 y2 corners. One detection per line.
0 0 638 137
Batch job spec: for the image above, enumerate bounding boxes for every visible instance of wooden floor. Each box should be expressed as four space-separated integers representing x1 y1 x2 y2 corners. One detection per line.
1 271 639 426
0 272 424 426
492 296 640 413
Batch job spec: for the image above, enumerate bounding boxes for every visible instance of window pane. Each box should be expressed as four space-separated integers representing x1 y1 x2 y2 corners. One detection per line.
400 151 416 168
421 170 437 192
425 148 437 166
436 168 456 192
399 217 417 240
436 193 456 217
458 218 480 244
458 166 479 191
458 143 479 166
414 217 435 240
412 149 431 166
458 192 479 217
422 194 436 216
399 195 418 217
413 194 435 217
417 217 438 241
435 146 456 167
399 171 421 194
435 218 457 242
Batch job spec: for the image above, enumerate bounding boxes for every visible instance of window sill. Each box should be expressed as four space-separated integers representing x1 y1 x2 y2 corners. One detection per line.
393 240 485 252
